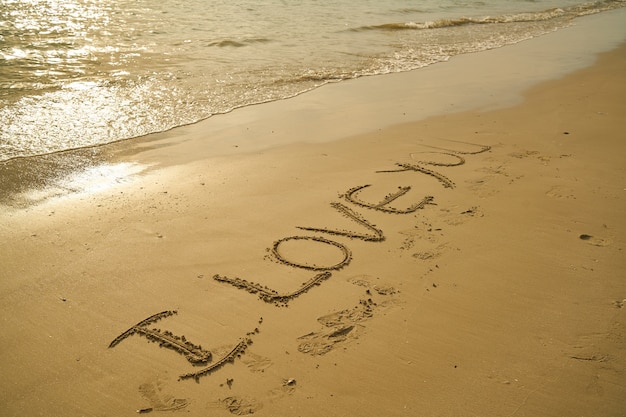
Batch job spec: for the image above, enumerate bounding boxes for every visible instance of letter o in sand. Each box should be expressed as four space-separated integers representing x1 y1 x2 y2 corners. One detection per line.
271 236 352 271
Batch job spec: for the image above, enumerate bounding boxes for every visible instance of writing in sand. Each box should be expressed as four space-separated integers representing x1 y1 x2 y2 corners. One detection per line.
109 139 491 382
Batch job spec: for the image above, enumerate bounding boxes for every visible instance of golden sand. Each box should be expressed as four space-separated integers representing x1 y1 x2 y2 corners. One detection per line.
1 17 625 417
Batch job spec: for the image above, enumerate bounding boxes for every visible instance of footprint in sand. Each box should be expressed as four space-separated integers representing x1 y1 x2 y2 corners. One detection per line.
138 378 188 412
266 380 297 402
209 396 263 416
348 275 399 298
579 234 611 247
241 352 273 373
399 224 442 247
297 324 360 356
298 276 400 355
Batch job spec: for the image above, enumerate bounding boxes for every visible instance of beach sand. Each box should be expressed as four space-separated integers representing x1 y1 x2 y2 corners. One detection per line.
1 11 625 417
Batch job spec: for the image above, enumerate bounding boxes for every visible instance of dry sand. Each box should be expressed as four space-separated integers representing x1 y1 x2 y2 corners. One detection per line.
1 11 625 417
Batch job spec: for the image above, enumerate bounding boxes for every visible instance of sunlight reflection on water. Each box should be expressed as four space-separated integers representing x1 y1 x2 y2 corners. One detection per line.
18 161 150 206
58 162 148 194
1 0 623 161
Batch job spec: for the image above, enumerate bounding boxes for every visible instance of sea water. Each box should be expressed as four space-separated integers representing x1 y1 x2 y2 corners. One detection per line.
1 0 624 161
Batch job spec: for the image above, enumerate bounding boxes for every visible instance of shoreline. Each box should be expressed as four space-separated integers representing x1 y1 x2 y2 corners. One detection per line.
2 8 626 209
121 7 626 163
1 9 625 417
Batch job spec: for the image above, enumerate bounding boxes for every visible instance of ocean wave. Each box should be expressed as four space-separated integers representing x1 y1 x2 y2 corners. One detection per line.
1 0 624 162
207 38 273 48
348 0 625 32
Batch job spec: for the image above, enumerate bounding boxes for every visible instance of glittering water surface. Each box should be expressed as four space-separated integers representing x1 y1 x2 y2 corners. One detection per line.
1 0 624 161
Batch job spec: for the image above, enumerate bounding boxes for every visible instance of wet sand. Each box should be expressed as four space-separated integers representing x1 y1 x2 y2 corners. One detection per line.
1 10 625 417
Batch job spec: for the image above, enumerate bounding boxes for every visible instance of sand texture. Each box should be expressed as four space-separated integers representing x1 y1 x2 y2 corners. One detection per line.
1 14 626 417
